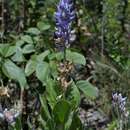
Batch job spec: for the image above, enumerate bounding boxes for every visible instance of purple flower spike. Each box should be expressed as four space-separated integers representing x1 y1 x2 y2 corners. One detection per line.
55 0 75 50
112 93 129 118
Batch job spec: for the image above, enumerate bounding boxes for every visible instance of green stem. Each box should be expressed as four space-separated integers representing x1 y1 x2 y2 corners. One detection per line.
63 46 66 62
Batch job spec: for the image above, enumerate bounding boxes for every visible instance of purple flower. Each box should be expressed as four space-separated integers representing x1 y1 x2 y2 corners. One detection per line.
55 0 75 50
112 93 129 117
0 108 21 124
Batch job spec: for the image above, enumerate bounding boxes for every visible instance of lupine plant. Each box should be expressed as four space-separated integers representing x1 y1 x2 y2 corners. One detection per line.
1 0 130 130
55 0 75 51
0 0 98 130
111 93 129 130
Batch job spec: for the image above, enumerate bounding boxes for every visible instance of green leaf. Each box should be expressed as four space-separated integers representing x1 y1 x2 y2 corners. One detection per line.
5 46 16 57
37 21 51 31
0 44 9 56
26 27 40 35
25 59 36 76
2 60 27 89
22 44 35 54
76 80 98 99
21 35 33 44
0 44 15 57
56 52 64 61
49 51 86 65
46 119 55 130
36 61 50 82
45 78 57 109
66 50 86 65
53 100 71 124
40 95 51 119
48 52 63 61
14 118 22 130
66 81 80 108
37 50 50 61
49 61 58 78
16 40 25 47
107 121 117 130
11 47 25 62
69 112 83 130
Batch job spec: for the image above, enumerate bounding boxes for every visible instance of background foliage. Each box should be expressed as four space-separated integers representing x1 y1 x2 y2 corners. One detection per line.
0 0 130 130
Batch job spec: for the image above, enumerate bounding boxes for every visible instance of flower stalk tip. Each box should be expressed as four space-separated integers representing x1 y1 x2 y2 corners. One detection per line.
54 0 75 50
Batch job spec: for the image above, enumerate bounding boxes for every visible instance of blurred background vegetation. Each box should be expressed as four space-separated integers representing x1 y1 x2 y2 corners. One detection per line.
0 0 130 130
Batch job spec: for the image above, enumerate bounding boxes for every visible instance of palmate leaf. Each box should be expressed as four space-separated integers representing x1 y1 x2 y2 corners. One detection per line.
76 80 98 99
2 60 27 89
